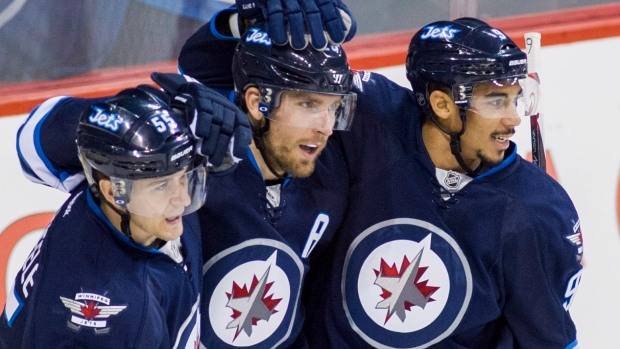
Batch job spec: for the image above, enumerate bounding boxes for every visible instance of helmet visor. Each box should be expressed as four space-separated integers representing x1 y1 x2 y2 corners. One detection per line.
260 86 357 131
454 75 540 119
111 164 207 218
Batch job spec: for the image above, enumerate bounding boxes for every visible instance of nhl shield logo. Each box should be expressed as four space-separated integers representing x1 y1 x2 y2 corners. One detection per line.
443 171 461 190
202 239 304 348
343 218 472 348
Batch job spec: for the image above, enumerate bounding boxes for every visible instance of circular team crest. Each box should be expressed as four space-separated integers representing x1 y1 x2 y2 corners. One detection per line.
203 239 304 348
343 218 472 348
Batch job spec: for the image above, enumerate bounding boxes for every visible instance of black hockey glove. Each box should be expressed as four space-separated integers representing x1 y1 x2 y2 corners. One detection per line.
235 0 356 50
151 72 251 170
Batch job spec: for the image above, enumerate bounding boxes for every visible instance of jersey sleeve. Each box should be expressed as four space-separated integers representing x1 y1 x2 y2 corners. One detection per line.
500 186 582 348
333 71 419 187
16 96 108 192
177 7 238 91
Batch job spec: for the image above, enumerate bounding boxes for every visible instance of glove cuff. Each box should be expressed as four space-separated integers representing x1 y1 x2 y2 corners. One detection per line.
211 6 242 40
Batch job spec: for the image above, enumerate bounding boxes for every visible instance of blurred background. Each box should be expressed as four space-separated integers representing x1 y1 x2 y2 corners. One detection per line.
0 0 617 83
1 1 619 348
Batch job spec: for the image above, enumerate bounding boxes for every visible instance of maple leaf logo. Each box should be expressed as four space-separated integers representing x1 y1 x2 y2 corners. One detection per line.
80 301 102 319
225 266 282 341
373 248 439 324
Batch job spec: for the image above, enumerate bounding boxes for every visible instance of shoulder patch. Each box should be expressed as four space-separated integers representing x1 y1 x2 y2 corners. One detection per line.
61 292 127 334
566 219 583 263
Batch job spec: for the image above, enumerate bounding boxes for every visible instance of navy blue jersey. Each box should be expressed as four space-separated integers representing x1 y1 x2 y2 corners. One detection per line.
178 18 349 346
198 144 348 348
179 16 582 348
303 72 583 348
0 184 202 349
14 65 349 349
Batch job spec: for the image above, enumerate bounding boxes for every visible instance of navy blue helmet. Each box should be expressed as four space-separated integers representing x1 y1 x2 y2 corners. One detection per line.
78 87 197 182
232 22 355 124
406 17 528 114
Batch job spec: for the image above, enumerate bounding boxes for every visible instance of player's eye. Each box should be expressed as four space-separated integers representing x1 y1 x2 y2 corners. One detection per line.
485 97 505 109
300 101 320 111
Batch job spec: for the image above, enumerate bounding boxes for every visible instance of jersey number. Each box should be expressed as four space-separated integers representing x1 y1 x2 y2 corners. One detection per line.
563 269 582 310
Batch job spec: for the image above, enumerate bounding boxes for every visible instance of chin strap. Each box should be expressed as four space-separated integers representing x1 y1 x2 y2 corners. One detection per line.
90 184 166 249
90 183 137 243
430 110 479 177
251 118 289 180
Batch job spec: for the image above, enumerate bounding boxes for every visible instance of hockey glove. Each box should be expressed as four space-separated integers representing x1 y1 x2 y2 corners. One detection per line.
235 0 356 50
151 72 251 170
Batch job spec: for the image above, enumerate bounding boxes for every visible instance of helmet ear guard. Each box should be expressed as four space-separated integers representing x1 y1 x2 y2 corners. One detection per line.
111 178 132 208
258 101 270 118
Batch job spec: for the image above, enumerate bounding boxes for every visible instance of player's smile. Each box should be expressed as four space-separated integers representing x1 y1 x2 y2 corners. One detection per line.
491 130 515 150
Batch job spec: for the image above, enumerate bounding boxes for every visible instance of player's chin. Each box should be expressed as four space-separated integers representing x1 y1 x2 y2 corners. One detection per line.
161 216 184 239
480 151 504 167
288 159 317 178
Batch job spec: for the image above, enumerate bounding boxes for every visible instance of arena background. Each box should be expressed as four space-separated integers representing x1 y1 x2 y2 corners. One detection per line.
1 1 619 347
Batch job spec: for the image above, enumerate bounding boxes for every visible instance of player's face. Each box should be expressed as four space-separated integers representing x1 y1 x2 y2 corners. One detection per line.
126 169 192 245
460 82 522 166
262 92 340 177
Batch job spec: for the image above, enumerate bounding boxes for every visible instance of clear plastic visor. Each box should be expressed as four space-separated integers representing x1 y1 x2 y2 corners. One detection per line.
111 165 207 218
262 87 357 130
456 75 540 119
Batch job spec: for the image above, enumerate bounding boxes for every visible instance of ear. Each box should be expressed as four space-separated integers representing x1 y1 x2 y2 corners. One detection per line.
98 179 116 204
244 87 264 127
429 90 456 121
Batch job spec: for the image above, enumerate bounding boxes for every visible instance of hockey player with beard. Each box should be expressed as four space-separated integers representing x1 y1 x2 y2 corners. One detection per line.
302 18 584 348
11 4 583 348
175 11 584 349
10 3 357 347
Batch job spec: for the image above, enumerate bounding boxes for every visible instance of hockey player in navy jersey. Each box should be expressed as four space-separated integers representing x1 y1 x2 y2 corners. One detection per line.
9 5 357 348
174 9 583 348
181 21 356 348
301 18 583 348
1 87 209 348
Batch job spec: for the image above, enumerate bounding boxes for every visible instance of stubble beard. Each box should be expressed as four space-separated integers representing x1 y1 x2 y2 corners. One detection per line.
478 128 515 168
263 135 322 178
476 149 504 168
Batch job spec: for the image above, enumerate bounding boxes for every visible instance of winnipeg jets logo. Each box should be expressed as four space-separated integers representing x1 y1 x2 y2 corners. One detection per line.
225 265 283 340
357 234 449 333
374 248 440 324
343 218 472 348
245 28 272 46
420 25 460 40
60 292 126 333
205 242 303 348
88 106 123 132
